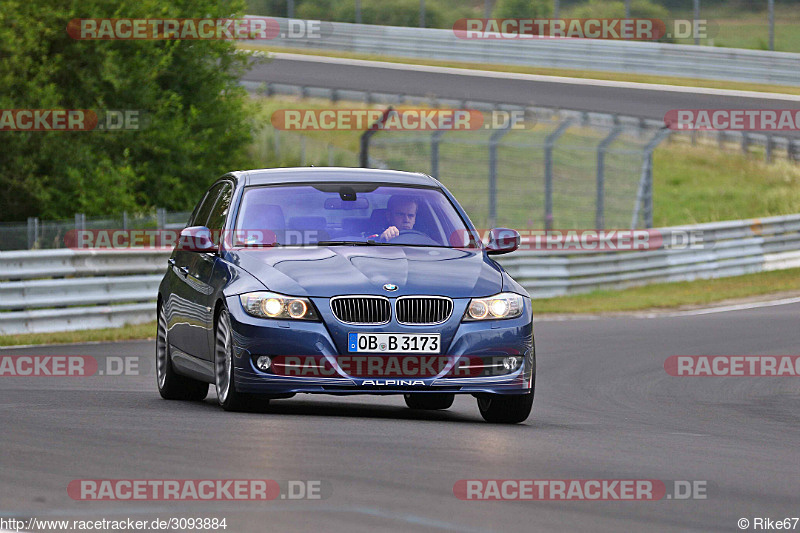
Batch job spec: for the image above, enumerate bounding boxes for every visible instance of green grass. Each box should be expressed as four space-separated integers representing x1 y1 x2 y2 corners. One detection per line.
670 5 800 52
531 268 800 315
241 44 800 96
0 321 156 347
653 143 800 227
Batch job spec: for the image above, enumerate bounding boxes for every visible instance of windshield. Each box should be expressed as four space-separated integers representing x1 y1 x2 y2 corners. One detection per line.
234 183 476 248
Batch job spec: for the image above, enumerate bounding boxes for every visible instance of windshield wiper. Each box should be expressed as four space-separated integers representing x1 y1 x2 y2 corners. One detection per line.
316 240 388 246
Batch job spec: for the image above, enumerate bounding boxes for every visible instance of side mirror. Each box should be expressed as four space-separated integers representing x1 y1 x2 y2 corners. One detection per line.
485 228 520 255
177 226 217 253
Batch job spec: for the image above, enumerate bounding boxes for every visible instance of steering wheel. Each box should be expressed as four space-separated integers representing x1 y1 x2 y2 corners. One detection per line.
396 229 439 245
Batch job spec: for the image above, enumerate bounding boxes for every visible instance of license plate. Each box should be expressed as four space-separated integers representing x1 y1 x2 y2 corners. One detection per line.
348 333 440 354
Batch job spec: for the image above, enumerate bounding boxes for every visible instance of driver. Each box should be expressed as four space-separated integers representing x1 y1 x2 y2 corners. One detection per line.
378 195 418 241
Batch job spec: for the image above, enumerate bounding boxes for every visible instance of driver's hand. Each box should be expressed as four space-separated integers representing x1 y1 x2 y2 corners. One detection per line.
380 226 399 241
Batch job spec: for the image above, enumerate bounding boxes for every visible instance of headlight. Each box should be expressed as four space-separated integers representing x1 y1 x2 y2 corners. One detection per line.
463 293 524 321
239 292 319 320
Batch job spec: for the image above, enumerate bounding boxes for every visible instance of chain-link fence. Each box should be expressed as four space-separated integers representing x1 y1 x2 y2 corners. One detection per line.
363 109 669 230
0 210 191 251
252 125 361 168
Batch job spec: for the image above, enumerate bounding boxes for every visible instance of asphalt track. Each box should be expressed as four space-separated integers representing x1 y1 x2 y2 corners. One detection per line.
2 301 799 532
244 53 800 138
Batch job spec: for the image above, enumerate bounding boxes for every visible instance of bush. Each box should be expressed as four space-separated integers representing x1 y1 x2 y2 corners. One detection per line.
0 0 259 221
567 0 669 19
298 0 444 28
493 0 553 18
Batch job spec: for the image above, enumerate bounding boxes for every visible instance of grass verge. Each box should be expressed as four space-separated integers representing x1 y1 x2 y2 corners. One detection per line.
531 268 800 315
240 44 800 96
0 321 156 348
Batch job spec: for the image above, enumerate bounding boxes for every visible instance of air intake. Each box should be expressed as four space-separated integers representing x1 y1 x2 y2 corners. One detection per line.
330 296 391 324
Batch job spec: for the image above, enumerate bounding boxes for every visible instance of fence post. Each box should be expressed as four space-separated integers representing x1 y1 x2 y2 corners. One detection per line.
488 123 513 228
765 135 773 163
359 107 394 168
122 211 129 231
328 144 335 166
632 128 670 229
273 128 280 159
156 208 166 230
430 130 446 179
27 217 38 249
596 124 623 230
75 213 86 231
300 136 306 165
544 118 574 231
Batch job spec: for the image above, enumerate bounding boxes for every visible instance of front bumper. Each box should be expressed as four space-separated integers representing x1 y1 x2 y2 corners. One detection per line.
227 295 534 395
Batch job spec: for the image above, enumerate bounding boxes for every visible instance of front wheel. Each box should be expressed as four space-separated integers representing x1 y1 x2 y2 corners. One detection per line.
156 303 208 401
404 393 454 410
476 392 533 424
215 308 258 411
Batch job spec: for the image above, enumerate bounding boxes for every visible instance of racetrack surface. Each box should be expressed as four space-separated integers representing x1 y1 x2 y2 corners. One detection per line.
2 303 799 532
244 54 800 138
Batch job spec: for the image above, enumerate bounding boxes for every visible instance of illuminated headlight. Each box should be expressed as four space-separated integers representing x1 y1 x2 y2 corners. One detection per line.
239 292 319 320
463 293 524 321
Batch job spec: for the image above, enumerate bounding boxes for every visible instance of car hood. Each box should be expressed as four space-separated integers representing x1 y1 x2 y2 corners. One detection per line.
226 246 503 298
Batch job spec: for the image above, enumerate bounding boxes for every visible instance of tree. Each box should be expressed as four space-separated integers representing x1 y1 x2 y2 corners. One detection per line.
0 0 258 221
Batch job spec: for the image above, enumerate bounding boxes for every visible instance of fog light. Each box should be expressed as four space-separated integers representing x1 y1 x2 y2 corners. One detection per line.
502 356 520 371
256 356 272 371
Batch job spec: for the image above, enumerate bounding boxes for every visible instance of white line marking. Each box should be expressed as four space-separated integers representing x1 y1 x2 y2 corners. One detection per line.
662 296 800 317
268 52 800 101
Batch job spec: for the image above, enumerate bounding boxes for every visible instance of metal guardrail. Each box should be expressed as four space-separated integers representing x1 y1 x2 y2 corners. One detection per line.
254 17 800 86
497 214 800 298
0 249 168 335
2 214 800 334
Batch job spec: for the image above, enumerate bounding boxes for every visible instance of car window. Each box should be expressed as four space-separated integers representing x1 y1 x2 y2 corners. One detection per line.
205 183 233 246
234 183 475 248
191 183 225 229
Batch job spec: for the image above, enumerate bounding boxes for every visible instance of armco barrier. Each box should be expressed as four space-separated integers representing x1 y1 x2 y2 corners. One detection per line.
0 249 169 335
1 214 799 334
497 214 800 297
253 17 800 86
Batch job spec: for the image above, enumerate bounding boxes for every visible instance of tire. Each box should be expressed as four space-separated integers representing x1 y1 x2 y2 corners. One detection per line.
215 308 261 412
404 393 455 410
477 392 533 424
156 303 209 401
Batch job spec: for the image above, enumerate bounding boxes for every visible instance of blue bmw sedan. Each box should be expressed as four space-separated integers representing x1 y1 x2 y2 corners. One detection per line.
157 168 535 423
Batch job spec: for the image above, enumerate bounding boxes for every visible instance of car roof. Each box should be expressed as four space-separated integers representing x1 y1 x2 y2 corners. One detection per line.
236 167 439 187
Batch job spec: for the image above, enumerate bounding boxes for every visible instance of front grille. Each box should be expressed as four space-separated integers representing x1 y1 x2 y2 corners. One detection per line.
396 296 453 325
330 296 391 324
